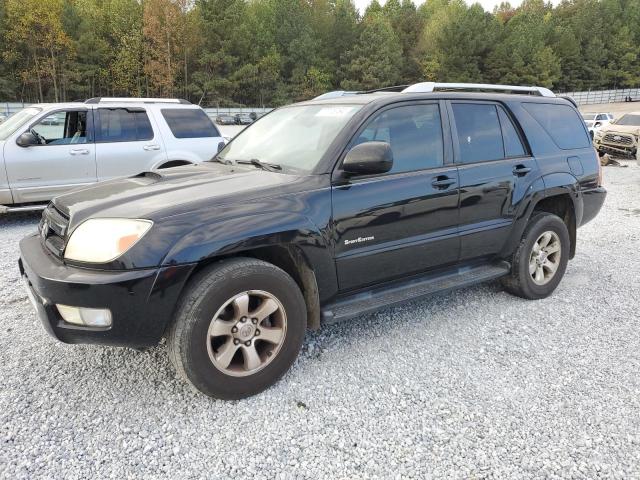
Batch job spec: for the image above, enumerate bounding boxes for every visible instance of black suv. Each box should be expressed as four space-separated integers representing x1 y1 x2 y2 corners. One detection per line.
19 83 606 399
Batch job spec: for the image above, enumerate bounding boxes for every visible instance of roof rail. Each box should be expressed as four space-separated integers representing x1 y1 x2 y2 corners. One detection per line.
558 95 578 107
85 97 191 104
359 85 409 94
402 82 555 97
313 91 358 100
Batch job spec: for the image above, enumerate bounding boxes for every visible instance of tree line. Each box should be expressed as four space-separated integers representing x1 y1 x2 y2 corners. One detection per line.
1 0 639 107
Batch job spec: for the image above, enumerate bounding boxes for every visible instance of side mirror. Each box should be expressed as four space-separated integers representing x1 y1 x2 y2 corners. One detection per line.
342 141 393 175
16 132 39 147
595 122 602 127
217 141 226 153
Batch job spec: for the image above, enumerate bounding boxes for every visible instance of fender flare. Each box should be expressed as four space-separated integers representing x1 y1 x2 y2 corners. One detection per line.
500 173 580 258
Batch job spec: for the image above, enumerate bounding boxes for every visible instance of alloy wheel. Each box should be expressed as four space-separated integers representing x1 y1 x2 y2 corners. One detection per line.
529 230 562 286
206 290 287 377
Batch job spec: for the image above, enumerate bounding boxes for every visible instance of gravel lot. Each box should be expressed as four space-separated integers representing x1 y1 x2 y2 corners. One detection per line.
1 163 639 479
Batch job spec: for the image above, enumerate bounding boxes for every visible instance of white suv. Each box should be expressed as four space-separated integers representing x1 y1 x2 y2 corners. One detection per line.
582 112 614 138
0 98 225 211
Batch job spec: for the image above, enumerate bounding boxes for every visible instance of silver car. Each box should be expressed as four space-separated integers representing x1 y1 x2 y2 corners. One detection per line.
0 98 226 212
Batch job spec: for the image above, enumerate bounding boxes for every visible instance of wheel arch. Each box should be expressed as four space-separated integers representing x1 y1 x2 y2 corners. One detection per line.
502 174 580 260
531 193 577 259
162 212 333 331
155 159 193 169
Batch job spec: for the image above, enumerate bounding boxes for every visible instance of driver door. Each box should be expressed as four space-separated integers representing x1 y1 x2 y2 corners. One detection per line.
5 108 97 203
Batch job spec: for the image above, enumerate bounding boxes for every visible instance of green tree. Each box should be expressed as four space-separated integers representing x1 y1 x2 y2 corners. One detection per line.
341 12 403 90
3 0 74 102
418 1 500 82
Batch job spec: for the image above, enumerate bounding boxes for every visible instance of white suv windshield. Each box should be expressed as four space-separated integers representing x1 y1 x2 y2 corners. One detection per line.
615 114 640 126
0 107 41 141
217 104 362 173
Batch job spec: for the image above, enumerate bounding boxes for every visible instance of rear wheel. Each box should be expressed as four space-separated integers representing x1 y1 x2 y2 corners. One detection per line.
502 213 569 300
167 258 307 399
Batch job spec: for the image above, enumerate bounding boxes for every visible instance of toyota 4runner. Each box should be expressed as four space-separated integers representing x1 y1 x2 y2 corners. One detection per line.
19 82 606 399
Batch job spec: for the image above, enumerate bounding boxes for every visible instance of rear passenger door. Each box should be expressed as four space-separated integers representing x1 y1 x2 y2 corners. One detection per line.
94 107 167 180
332 102 460 291
448 101 537 261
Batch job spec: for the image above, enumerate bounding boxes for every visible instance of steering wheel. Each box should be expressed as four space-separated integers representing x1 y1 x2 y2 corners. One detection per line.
30 128 47 145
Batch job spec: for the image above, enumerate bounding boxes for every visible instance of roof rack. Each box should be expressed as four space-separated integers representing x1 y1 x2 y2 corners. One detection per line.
359 85 409 94
402 82 555 97
312 91 358 100
313 82 556 101
85 97 191 104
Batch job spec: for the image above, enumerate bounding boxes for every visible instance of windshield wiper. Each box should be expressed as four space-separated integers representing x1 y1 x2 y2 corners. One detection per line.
236 158 282 172
209 157 233 165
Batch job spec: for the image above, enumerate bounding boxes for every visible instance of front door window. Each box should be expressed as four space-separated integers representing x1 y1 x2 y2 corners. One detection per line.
31 111 88 145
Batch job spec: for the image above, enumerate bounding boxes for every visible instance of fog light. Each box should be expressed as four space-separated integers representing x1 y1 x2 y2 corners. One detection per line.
57 305 112 327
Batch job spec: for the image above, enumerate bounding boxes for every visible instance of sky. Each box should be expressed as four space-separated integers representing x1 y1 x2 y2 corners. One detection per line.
353 0 538 13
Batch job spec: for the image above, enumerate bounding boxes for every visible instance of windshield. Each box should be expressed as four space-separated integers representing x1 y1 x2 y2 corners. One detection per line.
0 107 41 141
582 114 596 121
614 114 640 126
216 104 362 173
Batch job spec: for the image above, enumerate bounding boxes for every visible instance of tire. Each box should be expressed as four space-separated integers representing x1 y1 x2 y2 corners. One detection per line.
167 258 307 399
502 212 570 300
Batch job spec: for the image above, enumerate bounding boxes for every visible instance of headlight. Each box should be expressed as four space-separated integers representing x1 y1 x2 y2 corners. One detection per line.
594 130 604 139
64 218 153 263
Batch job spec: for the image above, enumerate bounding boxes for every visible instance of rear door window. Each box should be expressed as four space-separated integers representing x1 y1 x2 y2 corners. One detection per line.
452 103 504 163
161 108 220 138
96 108 154 143
522 103 590 149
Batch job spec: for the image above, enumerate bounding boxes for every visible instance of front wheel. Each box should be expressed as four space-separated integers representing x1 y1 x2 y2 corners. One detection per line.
502 213 570 300
167 258 307 399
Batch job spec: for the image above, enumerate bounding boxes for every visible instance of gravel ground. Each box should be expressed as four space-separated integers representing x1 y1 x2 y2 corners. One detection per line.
1 163 639 479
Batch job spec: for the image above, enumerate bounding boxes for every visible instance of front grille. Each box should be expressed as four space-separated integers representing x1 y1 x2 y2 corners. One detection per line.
40 205 69 258
603 133 634 146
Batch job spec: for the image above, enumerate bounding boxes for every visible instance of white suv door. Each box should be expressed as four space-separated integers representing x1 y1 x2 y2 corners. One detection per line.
4 108 97 203
94 107 167 180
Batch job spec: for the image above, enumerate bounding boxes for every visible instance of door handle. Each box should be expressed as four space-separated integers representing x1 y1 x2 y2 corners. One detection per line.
431 176 456 189
143 144 161 151
513 165 532 176
69 149 89 155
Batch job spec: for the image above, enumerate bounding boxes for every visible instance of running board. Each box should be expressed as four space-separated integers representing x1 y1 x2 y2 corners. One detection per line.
0 204 47 214
321 261 510 324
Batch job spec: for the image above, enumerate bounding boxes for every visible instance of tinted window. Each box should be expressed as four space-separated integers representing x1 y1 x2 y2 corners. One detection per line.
161 109 220 138
354 104 443 173
522 103 590 149
498 107 526 157
96 109 153 142
615 114 640 126
31 111 88 145
452 103 503 163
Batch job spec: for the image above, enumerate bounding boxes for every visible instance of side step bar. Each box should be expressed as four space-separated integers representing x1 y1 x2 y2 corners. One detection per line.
0 204 47 214
321 261 511 324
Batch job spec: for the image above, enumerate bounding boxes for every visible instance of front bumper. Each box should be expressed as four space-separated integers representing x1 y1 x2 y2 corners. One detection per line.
19 234 196 347
594 139 637 158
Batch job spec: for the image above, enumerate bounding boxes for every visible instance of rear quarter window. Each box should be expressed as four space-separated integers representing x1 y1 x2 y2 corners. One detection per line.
161 109 220 138
522 103 590 150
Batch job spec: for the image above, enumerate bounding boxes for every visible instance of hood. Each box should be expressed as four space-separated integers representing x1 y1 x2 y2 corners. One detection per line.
52 162 303 229
600 124 640 135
